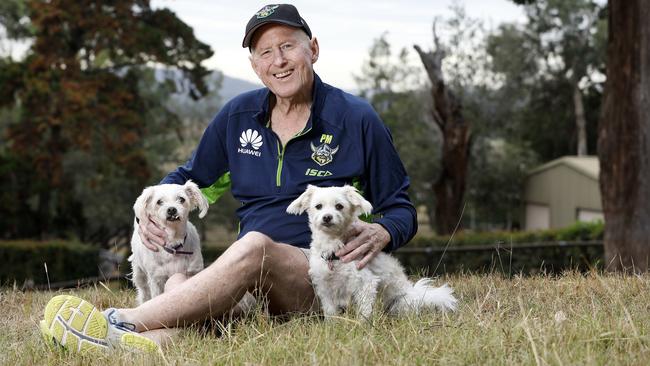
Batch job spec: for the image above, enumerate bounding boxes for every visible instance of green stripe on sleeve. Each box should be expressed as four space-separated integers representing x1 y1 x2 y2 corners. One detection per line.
200 172 231 204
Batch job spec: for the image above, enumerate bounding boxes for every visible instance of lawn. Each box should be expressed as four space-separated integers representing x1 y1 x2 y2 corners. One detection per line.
1 272 648 365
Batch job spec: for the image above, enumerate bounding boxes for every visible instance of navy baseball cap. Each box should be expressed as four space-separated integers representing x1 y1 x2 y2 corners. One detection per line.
242 4 312 48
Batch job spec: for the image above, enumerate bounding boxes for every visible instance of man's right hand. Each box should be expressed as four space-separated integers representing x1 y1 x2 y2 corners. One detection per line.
138 217 166 252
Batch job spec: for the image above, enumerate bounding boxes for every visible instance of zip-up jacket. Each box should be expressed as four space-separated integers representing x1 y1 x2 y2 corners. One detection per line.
162 74 417 251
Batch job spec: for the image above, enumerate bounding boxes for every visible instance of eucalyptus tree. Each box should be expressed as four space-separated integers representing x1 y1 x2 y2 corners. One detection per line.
0 0 212 240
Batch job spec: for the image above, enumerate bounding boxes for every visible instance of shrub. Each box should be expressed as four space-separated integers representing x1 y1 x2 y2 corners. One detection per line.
409 221 604 247
0 240 99 286
400 221 605 275
142 222 607 277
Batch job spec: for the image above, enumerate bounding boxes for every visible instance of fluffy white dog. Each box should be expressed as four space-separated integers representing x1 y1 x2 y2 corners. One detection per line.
287 185 457 318
129 181 208 304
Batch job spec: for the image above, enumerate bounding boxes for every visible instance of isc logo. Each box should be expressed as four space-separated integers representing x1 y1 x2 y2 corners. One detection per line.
305 168 332 177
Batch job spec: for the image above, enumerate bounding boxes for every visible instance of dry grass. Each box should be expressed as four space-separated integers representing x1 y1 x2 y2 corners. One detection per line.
1 272 649 365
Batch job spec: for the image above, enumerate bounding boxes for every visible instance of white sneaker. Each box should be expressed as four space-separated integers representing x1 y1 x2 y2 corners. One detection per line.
40 294 160 353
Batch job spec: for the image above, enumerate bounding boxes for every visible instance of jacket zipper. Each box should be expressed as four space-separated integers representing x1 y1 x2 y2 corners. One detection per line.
275 127 312 187
276 142 284 186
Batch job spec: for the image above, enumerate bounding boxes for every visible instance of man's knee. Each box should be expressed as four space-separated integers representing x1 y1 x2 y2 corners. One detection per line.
164 273 188 293
235 231 274 259
230 231 292 279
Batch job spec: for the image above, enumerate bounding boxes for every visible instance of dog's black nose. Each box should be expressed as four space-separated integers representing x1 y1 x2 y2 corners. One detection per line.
167 207 177 216
323 214 332 223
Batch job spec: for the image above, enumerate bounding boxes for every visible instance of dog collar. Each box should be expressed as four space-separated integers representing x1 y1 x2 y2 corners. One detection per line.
162 234 193 255
321 252 340 271
321 252 340 262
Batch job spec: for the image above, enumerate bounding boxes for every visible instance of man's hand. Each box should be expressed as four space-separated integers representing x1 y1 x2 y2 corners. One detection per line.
138 216 167 252
335 221 391 269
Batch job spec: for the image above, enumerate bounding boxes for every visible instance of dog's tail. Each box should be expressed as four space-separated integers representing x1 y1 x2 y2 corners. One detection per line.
390 278 457 314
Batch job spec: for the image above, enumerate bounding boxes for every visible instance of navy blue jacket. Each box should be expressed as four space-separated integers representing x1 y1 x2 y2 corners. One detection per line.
162 74 417 251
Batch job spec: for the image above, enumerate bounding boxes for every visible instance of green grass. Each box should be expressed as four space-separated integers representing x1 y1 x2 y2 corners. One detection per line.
1 272 649 365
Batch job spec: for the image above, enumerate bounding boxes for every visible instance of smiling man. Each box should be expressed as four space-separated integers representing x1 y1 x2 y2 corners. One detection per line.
40 4 417 353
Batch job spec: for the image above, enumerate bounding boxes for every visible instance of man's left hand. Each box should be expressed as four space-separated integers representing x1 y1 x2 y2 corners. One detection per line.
335 221 391 269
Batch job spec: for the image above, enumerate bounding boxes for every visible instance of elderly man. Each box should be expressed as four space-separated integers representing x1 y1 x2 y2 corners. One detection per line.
40 4 416 353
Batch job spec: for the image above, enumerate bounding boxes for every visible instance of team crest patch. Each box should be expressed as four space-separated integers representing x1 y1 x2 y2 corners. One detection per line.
310 142 339 166
256 5 279 18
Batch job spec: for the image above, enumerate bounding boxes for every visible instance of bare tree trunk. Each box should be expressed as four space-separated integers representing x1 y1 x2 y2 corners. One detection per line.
573 84 588 156
598 0 650 272
414 25 471 235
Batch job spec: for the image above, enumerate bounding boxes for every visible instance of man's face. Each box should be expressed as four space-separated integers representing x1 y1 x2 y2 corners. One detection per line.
249 24 319 99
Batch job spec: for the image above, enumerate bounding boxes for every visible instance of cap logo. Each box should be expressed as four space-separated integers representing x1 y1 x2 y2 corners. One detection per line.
256 5 279 19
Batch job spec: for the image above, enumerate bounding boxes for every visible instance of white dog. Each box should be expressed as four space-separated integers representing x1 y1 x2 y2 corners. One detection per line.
287 185 457 318
129 181 208 304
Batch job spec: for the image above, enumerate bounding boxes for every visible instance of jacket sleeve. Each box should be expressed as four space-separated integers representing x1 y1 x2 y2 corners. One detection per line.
160 102 230 190
360 106 418 252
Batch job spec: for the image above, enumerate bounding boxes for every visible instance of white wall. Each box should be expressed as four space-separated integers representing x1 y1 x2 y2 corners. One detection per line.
525 204 550 230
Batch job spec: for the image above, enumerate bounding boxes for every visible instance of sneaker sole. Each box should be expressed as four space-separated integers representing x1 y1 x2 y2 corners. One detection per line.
40 294 159 354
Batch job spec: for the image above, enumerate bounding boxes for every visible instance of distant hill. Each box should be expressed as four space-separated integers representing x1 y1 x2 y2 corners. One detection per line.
155 67 260 105
219 74 262 102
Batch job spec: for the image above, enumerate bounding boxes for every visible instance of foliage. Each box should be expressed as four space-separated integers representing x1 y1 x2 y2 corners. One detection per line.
402 221 605 274
353 1 608 231
3 273 650 364
396 242 603 275
464 137 538 229
0 0 213 241
454 0 606 228
487 0 607 160
354 33 440 217
0 0 32 39
198 222 606 276
410 220 604 247
438 4 499 93
0 240 99 285
435 0 608 229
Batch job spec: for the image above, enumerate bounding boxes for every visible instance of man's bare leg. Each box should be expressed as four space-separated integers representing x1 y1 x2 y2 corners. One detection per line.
138 273 188 346
119 231 315 332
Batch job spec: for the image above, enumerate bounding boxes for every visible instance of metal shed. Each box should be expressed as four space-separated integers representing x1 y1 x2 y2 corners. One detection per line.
524 156 603 230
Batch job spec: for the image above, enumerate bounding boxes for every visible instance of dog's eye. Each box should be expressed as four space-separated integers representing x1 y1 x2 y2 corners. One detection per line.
315 204 322 210
178 197 185 203
335 203 344 210
156 199 163 206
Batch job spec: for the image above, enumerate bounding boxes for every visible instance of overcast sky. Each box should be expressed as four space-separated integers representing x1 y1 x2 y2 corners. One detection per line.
151 1 526 90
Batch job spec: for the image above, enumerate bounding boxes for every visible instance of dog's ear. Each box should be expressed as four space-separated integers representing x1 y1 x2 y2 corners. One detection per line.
133 186 155 220
343 186 373 216
184 180 209 219
287 185 316 215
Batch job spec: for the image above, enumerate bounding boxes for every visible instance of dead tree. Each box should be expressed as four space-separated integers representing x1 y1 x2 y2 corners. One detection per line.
573 83 588 156
598 0 650 272
414 24 471 235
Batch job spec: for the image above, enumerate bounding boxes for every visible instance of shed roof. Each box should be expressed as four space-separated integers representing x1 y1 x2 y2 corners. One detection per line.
527 156 600 181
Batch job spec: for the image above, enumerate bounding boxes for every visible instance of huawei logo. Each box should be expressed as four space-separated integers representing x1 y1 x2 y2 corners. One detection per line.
239 129 263 150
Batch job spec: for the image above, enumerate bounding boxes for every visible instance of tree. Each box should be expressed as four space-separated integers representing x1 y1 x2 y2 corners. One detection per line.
0 0 212 240
488 0 606 159
414 17 473 235
357 8 533 233
598 0 650 272
354 34 440 227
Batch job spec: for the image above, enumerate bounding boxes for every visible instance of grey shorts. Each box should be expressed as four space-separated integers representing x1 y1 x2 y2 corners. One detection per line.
299 247 311 261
